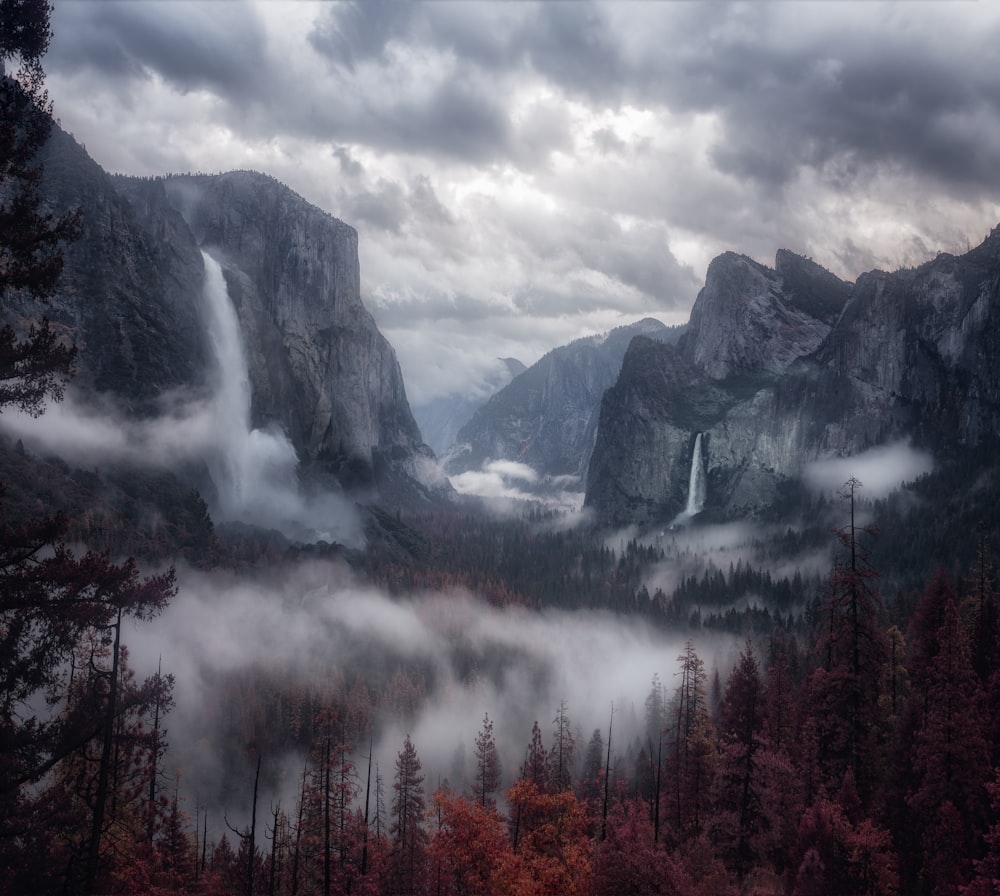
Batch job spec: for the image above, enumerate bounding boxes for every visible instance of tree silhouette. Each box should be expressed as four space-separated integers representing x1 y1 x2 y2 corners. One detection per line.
1 0 80 410
389 735 427 895
664 639 716 842
548 700 575 793
712 638 765 881
805 478 887 796
472 713 501 809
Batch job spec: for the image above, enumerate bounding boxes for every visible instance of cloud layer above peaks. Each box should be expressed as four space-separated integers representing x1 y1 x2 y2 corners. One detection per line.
46 1 1000 405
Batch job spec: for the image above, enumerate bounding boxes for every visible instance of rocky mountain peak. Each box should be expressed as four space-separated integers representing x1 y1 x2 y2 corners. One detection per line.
5 125 438 517
586 221 1000 527
680 250 848 380
447 318 681 479
774 249 853 324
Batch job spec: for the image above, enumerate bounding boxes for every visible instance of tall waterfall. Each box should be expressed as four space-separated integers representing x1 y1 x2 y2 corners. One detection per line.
685 432 707 516
200 251 299 523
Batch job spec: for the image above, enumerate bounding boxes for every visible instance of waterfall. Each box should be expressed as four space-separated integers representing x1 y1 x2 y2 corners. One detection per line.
200 251 299 523
685 432 707 516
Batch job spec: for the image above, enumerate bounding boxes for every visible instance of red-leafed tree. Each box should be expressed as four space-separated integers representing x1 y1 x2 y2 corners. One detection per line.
790 797 899 896
710 638 766 881
510 720 552 850
520 720 549 792
428 787 510 896
762 629 800 752
0 548 175 891
503 779 592 896
963 766 1000 896
906 597 991 896
592 796 685 896
663 639 717 843
965 527 999 685
296 721 365 896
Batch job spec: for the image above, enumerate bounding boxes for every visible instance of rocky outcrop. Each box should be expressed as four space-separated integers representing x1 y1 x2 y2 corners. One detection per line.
150 171 429 490
9 127 211 411
678 251 850 379
586 236 1000 526
4 124 438 512
820 236 1000 444
446 319 682 478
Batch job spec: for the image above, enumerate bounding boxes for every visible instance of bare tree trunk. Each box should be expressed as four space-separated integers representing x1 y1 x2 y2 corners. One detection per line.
147 655 162 844
600 703 614 842
83 608 122 895
362 738 372 876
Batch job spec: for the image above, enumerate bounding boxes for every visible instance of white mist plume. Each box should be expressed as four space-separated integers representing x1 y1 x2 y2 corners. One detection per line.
803 440 933 498
124 562 737 825
447 459 585 516
199 251 303 525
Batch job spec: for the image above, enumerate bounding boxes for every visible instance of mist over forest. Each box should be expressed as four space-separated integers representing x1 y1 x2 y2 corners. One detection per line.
5 3 1000 896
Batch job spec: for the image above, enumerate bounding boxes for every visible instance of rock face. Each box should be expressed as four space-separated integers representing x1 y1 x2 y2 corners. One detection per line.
5 125 436 509
152 171 428 491
585 234 1000 526
679 251 850 379
413 357 527 457
9 127 211 411
446 319 683 478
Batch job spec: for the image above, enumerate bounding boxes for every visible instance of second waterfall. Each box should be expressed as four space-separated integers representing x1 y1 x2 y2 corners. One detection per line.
685 432 707 516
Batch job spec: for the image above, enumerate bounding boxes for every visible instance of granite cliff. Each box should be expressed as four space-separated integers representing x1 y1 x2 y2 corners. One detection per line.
586 233 1000 526
445 318 683 479
2 125 438 521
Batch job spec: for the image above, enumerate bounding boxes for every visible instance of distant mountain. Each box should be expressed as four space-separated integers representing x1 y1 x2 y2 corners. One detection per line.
444 318 684 479
413 357 526 456
585 234 1000 526
2 124 442 525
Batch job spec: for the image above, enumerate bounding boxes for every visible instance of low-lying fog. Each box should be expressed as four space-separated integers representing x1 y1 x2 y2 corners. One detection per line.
123 562 740 832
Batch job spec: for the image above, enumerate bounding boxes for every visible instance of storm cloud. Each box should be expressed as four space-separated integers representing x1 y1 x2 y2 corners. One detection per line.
43 1 1000 409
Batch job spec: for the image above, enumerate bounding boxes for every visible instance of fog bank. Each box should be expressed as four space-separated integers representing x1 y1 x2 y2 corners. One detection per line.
123 560 737 827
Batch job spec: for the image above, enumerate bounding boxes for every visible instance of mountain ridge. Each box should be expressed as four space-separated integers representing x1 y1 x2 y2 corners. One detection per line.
1 124 441 526
445 317 684 480
585 233 1000 526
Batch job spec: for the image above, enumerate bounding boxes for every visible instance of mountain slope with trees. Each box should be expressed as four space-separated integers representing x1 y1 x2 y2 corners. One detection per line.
3 4 1000 894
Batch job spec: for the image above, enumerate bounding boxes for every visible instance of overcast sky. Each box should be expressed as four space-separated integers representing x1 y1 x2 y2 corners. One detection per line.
45 0 1000 407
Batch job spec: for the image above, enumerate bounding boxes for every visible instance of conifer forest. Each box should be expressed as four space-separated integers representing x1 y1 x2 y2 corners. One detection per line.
3 3 1000 895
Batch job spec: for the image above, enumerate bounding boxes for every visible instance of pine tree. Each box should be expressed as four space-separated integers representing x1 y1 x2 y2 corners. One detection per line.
548 700 575 793
804 478 887 797
388 735 427 896
0 550 175 889
711 638 765 881
519 720 548 791
1 0 80 412
592 797 685 896
664 640 716 842
906 598 991 895
472 713 501 809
